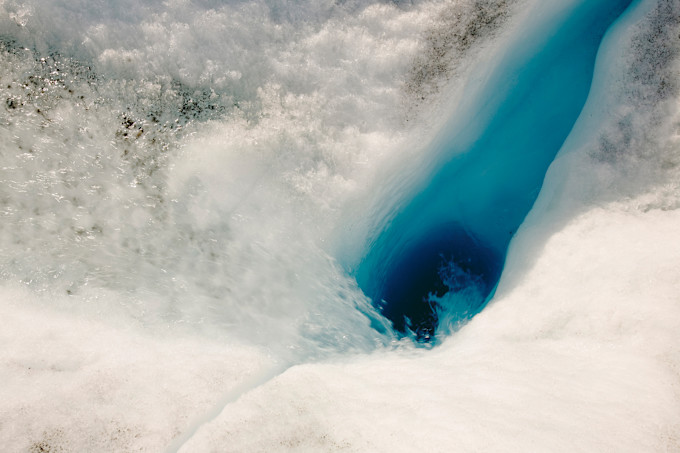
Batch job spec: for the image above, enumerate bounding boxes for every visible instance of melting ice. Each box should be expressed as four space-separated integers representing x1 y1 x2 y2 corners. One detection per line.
1 0 680 451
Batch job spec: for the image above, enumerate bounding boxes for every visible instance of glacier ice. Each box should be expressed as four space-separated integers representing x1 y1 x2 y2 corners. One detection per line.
0 0 679 451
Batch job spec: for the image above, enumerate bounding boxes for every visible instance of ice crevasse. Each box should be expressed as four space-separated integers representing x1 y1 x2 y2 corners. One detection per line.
0 0 679 451
352 0 634 339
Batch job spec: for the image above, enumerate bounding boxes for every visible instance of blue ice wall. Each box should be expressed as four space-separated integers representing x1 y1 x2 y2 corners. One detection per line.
356 0 634 339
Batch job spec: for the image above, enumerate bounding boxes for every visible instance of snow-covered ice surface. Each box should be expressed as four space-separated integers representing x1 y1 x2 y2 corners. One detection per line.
1 0 679 451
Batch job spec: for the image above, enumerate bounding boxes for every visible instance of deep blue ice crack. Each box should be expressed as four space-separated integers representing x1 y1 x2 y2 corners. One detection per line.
356 0 634 341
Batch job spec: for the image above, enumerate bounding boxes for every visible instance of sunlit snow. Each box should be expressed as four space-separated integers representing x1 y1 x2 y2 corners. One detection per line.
1 0 679 451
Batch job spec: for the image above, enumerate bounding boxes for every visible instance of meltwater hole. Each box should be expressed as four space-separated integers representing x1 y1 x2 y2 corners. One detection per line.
374 225 501 340
354 0 634 342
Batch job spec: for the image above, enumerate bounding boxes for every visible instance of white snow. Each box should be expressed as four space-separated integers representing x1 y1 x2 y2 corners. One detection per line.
0 0 679 451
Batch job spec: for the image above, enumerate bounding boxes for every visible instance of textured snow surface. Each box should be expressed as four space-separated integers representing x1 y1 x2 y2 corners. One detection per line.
1 0 679 451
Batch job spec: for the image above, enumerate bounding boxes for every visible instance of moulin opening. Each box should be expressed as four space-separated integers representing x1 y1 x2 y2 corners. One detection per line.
372 225 501 340
352 0 633 343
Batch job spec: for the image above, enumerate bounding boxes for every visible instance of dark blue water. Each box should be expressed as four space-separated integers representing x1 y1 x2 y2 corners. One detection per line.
356 0 634 340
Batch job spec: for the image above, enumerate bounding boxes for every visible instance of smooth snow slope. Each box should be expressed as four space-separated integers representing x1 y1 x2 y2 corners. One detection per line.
0 0 679 451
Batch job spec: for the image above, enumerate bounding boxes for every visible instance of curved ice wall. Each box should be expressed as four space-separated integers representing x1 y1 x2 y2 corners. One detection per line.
355 0 633 339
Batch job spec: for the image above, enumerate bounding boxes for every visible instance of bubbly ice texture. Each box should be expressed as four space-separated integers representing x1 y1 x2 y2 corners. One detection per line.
0 0 429 356
1 0 679 451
